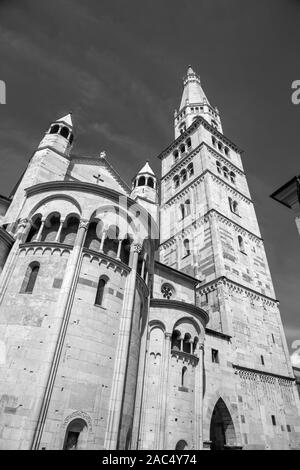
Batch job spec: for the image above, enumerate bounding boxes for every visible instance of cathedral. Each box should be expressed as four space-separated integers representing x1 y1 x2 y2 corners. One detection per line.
0 66 299 450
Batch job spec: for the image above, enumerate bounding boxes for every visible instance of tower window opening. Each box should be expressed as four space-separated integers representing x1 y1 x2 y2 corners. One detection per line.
173 150 179 162
186 137 191 148
229 197 239 215
69 133 74 145
180 203 185 220
173 175 180 189
60 126 70 139
185 199 191 216
212 136 216 147
181 366 187 387
218 142 223 151
223 167 229 179
171 330 181 351
187 163 194 177
261 355 265 366
21 262 40 294
212 349 219 364
216 161 222 174
147 177 154 188
224 147 229 156
238 235 245 253
49 124 60 134
183 239 190 257
211 119 217 128
95 277 108 307
271 415 276 426
180 169 187 183
230 171 236 184
138 176 145 186
179 144 186 154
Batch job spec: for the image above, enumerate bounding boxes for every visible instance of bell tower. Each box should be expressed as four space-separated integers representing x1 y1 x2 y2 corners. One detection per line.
158 66 300 449
131 162 159 223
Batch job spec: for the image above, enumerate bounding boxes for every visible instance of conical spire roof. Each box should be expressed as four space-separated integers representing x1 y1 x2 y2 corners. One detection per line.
137 161 155 176
56 113 73 127
179 66 209 110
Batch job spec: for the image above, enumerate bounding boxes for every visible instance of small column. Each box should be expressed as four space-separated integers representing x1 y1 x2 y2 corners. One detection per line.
100 230 106 252
189 339 193 354
180 337 184 352
104 242 142 450
55 219 65 243
31 219 89 449
194 342 204 450
116 239 122 260
35 218 45 242
141 254 147 279
157 332 172 449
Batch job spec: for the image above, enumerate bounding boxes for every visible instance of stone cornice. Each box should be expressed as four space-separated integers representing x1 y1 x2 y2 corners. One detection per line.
82 247 131 277
205 328 232 341
162 169 252 208
233 364 295 383
159 208 262 249
155 260 199 285
0 227 14 247
150 298 209 325
196 276 278 306
157 115 243 161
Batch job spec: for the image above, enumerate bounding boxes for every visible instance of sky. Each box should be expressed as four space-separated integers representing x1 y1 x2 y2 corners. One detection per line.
0 0 300 353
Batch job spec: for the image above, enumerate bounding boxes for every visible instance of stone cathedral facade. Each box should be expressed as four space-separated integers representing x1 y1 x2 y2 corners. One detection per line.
0 67 299 450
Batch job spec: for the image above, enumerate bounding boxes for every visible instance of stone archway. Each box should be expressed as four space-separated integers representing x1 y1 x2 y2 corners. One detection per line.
209 398 236 450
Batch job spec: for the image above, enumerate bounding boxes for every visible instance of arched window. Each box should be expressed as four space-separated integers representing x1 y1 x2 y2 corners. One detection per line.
138 176 145 186
63 419 87 450
180 169 187 183
223 167 229 179
26 214 42 243
185 199 191 216
41 213 60 242
232 200 238 214
183 333 191 353
218 142 223 152
171 330 181 351
60 126 70 139
212 136 216 147
181 367 187 387
238 235 245 253
21 262 40 294
183 239 190 257
84 220 103 251
175 440 188 450
211 119 217 128
103 225 119 258
147 177 154 188
49 124 59 134
95 277 107 306
173 175 180 189
179 144 186 154
224 147 229 156
186 137 191 148
60 216 79 245
230 171 236 184
216 161 222 174
187 163 194 177
69 133 74 145
161 283 174 299
180 203 185 220
173 150 179 162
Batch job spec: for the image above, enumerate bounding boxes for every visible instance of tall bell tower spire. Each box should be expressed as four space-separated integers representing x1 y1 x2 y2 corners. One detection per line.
174 66 223 138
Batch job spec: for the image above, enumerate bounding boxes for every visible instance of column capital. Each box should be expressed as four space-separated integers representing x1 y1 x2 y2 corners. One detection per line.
79 219 89 230
132 242 143 254
18 218 30 229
